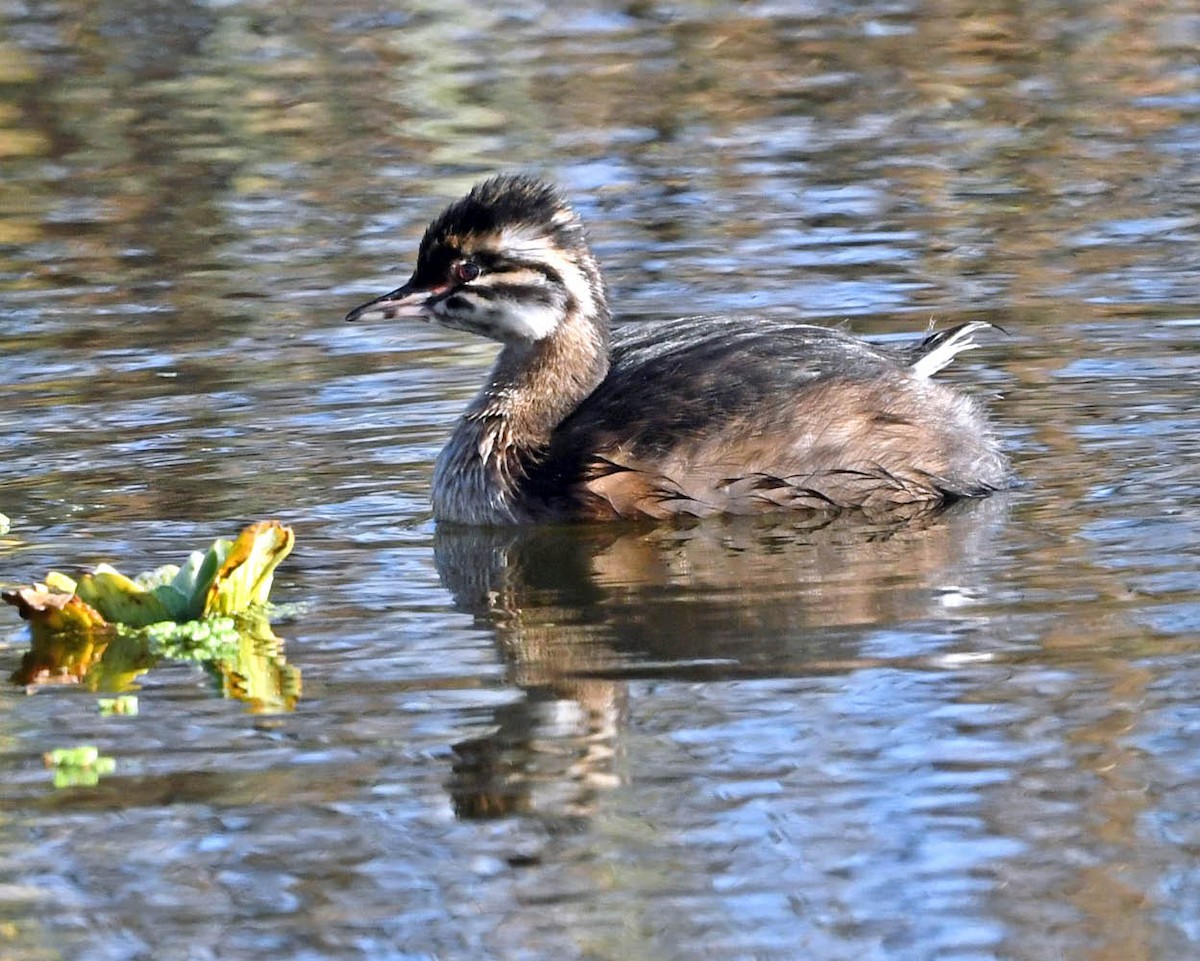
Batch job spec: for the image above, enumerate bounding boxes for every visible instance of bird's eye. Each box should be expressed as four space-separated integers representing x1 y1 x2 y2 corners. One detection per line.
453 261 481 284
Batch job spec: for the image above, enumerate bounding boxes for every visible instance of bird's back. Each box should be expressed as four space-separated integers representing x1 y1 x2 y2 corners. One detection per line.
529 317 1011 520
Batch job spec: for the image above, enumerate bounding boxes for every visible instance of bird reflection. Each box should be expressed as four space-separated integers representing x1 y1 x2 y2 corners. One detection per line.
435 497 1011 820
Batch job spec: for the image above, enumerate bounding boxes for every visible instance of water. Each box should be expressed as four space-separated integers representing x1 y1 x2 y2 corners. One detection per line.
2 1 1200 958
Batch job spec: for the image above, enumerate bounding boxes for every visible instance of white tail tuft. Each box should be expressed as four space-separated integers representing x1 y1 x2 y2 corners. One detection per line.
910 321 999 379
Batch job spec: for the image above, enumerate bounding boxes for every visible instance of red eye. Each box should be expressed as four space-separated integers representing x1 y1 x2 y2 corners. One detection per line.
453 261 480 283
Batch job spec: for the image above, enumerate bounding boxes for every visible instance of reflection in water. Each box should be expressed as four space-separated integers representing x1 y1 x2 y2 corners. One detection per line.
436 499 1010 819
10 612 301 714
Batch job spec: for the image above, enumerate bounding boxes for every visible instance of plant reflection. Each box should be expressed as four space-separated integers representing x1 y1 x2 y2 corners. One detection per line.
434 497 1011 820
11 611 301 714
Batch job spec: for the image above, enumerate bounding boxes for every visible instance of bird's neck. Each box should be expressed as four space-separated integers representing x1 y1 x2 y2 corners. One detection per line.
474 314 610 440
433 312 610 523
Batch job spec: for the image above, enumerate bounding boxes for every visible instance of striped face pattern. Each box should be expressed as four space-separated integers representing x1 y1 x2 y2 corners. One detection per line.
346 176 607 344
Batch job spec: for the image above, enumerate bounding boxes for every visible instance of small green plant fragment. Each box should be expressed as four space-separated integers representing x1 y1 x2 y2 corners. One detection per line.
97 694 139 716
44 744 116 788
46 745 99 767
137 616 242 662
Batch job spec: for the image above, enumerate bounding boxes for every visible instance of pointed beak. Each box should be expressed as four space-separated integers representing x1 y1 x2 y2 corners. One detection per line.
344 281 445 323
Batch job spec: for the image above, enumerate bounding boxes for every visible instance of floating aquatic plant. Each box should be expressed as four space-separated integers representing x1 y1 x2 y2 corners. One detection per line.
97 695 139 716
3 520 294 632
43 744 116 789
3 521 301 712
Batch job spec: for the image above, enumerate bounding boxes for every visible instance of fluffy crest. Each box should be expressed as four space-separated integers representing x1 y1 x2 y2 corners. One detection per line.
419 175 585 256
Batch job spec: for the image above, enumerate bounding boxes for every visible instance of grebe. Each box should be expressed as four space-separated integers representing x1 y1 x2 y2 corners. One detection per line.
346 175 1011 524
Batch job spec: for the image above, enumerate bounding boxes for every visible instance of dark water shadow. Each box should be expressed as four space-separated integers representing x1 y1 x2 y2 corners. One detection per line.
433 496 1013 819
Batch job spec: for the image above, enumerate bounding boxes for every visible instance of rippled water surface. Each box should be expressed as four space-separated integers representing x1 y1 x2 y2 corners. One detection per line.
3 1 1200 959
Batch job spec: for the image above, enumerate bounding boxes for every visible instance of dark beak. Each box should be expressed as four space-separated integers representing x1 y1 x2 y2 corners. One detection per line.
345 281 444 323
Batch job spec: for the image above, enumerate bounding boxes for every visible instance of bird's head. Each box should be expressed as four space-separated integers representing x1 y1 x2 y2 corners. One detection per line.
345 175 608 344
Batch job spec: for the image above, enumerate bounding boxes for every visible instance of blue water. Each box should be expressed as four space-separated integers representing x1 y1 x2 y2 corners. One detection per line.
2 1 1200 959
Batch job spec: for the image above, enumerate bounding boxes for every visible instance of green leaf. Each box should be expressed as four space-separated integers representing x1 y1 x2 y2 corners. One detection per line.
171 546 223 617
73 570 176 628
133 564 180 590
149 583 193 621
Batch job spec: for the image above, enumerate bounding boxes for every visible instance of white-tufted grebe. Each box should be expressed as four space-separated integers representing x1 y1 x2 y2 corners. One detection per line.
346 175 1012 525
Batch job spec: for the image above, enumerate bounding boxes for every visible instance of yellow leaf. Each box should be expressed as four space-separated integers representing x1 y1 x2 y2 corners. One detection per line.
45 571 77 593
204 521 295 616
